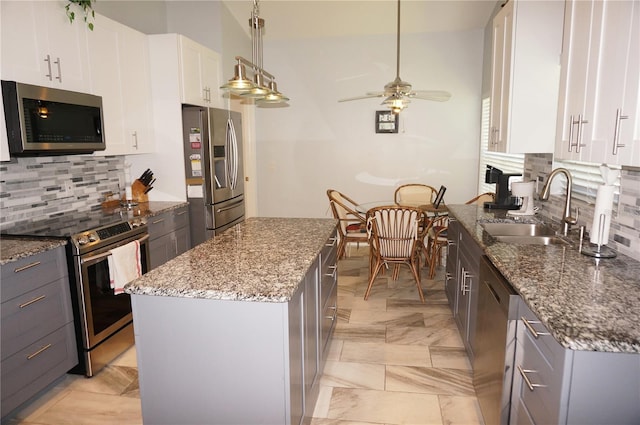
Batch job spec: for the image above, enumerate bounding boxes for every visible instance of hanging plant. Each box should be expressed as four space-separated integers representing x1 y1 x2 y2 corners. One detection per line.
65 0 95 31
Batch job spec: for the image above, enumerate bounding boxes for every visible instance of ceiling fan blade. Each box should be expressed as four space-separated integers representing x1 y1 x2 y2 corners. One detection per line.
410 90 452 102
338 93 384 102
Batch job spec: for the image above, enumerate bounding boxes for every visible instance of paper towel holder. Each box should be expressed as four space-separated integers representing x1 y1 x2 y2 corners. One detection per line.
581 214 616 258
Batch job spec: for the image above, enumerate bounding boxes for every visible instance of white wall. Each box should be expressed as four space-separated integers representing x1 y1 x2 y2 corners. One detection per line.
255 30 485 218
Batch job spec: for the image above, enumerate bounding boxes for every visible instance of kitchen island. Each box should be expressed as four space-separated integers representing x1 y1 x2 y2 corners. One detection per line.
125 217 338 425
447 204 640 425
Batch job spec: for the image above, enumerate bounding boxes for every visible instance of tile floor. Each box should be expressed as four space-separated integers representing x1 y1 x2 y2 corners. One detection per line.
6 246 484 425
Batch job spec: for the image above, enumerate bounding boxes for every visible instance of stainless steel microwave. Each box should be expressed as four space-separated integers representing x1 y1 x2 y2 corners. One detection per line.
1 80 105 155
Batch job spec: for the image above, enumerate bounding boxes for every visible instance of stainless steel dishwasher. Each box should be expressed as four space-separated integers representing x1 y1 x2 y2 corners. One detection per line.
473 256 520 425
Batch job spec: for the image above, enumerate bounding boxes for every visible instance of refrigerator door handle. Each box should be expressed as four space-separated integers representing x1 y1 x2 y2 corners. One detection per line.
226 117 239 190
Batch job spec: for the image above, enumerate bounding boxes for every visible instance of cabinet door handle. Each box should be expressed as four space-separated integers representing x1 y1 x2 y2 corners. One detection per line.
325 265 337 278
445 272 453 282
54 57 62 82
44 55 53 81
612 108 629 155
152 218 165 224
14 261 41 273
567 115 574 152
176 211 187 216
19 295 46 309
27 343 52 360
571 114 588 153
132 131 138 149
517 365 546 391
326 236 338 247
521 316 550 339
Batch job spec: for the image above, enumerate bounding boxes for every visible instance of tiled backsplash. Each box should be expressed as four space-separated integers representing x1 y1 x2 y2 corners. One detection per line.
0 156 123 229
525 153 640 261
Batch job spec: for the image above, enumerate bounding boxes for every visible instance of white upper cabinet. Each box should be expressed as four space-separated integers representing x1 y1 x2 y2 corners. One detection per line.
0 1 90 93
179 36 222 107
555 0 640 166
488 0 564 154
88 14 154 156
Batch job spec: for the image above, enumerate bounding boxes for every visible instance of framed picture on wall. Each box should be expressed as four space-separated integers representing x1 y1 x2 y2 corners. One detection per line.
375 111 399 133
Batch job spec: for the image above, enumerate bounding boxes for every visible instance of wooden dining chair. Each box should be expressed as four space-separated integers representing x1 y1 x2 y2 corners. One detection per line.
364 205 426 303
394 184 438 207
326 189 368 259
466 192 495 205
423 215 449 279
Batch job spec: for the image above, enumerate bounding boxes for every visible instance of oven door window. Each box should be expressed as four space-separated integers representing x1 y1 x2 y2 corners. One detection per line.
81 243 148 345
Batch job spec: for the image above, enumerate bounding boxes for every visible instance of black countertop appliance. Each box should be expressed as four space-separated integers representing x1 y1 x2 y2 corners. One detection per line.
483 165 521 210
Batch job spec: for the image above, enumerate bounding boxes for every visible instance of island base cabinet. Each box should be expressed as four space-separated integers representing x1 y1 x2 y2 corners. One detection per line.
132 295 295 425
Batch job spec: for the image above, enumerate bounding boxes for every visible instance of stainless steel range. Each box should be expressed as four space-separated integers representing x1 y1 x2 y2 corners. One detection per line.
3 209 149 377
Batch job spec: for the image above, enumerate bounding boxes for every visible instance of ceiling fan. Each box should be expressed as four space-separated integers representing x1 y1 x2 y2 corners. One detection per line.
338 0 452 114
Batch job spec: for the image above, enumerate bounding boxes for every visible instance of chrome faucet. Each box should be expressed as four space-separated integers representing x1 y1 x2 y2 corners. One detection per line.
540 168 578 236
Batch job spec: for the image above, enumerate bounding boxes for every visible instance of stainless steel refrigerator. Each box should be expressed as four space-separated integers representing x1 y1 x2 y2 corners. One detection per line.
182 106 245 246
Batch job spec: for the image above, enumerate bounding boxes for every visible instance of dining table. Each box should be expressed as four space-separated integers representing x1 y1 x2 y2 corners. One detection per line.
356 201 449 217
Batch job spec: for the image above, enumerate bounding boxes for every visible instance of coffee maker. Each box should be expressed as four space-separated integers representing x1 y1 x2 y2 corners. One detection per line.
483 165 521 210
507 181 536 215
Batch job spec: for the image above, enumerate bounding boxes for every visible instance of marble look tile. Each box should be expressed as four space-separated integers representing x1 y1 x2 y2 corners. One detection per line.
311 419 383 425
430 347 472 370
327 387 443 425
348 309 426 327
439 395 483 425
333 322 386 343
342 296 387 311
68 365 138 396
385 366 475 396
23 390 142 425
326 339 345 361
386 320 464 347
341 341 431 367
320 361 386 390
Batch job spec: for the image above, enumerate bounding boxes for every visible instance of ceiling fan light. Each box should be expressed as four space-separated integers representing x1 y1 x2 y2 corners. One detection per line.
221 63 255 94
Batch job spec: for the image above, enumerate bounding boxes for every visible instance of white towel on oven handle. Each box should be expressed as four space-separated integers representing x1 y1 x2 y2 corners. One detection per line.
107 240 142 295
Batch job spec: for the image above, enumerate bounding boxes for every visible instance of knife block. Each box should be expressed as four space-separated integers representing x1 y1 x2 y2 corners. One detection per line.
130 179 149 203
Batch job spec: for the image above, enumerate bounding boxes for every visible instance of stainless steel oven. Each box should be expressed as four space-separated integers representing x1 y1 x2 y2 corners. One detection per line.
69 222 148 377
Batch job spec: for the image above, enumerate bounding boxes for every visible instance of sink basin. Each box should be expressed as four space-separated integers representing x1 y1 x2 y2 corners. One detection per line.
481 223 557 237
481 222 569 245
492 235 569 245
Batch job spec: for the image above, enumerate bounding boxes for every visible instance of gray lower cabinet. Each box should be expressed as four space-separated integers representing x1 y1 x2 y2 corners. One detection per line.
147 205 190 270
448 220 481 362
131 231 338 425
0 246 77 419
511 301 640 425
445 218 459 310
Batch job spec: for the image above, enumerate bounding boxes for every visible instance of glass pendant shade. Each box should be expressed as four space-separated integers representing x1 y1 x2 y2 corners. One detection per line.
241 72 271 98
220 63 255 94
384 95 409 114
258 81 290 104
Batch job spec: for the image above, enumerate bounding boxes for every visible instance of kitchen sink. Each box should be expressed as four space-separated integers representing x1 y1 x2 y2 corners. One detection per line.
492 235 569 245
481 223 557 237
481 222 569 245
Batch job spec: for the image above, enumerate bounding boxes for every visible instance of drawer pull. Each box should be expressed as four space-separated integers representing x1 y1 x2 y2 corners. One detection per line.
176 211 187 216
152 218 166 224
27 343 52 360
325 265 337 278
325 305 337 321
326 236 338 247
14 261 41 273
19 295 46 309
517 365 546 391
521 317 550 339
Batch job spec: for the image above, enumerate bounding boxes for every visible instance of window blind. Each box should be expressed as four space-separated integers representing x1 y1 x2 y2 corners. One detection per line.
477 97 524 195
554 159 621 204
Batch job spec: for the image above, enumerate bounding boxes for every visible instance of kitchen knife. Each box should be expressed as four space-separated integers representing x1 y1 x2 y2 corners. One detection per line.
143 186 154 194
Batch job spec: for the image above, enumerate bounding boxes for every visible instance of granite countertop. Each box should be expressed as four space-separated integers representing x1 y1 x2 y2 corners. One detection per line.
0 237 67 265
448 204 640 354
125 217 338 303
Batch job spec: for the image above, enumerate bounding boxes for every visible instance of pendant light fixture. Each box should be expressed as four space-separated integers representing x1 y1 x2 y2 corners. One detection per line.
221 0 289 104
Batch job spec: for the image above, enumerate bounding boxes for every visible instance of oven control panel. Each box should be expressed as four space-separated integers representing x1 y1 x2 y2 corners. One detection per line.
71 217 147 252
